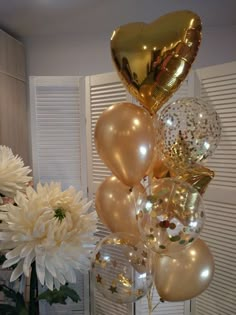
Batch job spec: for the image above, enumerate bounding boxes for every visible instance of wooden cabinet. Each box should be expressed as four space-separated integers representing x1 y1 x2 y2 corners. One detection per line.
0 29 29 165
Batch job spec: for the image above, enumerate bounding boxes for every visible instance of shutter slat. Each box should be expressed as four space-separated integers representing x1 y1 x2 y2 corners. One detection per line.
196 62 236 315
136 79 190 315
89 76 130 315
32 77 85 315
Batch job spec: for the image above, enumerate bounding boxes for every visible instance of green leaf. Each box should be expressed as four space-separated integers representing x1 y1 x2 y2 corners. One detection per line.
38 285 81 305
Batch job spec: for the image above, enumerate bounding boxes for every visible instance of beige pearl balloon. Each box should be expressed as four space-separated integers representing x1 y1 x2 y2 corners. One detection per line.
95 176 145 238
95 102 156 187
153 239 214 301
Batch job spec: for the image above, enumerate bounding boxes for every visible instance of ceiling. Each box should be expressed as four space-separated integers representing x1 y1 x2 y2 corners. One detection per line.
0 0 236 39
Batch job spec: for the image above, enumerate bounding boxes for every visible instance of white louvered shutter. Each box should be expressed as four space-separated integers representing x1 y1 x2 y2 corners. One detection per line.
193 62 236 315
29 76 89 315
85 72 134 315
136 76 194 315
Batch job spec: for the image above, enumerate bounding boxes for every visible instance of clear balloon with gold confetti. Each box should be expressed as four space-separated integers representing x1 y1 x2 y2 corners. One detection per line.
155 97 221 171
136 178 205 254
91 233 153 304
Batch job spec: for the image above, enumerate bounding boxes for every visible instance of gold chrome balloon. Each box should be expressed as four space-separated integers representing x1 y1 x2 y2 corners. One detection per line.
95 102 156 187
111 11 202 114
152 239 215 301
171 164 215 195
95 176 145 238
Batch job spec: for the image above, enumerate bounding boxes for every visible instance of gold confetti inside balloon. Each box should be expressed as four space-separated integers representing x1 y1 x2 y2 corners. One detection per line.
155 97 221 170
91 233 153 304
111 11 202 114
136 178 205 254
152 239 215 301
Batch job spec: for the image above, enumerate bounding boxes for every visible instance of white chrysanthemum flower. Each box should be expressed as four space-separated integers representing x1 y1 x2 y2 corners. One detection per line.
0 145 32 198
0 182 97 290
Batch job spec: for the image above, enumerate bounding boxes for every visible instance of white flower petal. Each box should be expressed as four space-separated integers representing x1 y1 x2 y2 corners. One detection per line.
18 274 26 294
23 249 35 277
0 223 11 230
64 267 76 283
80 200 93 214
45 269 54 291
36 261 46 285
36 251 46 285
0 232 14 240
0 146 32 198
14 191 28 208
10 260 24 282
2 256 21 268
75 190 83 202
20 244 34 258
0 180 97 287
26 186 36 199
54 279 60 290
6 245 25 259
45 258 57 278
55 270 66 285
0 241 16 250
0 210 8 217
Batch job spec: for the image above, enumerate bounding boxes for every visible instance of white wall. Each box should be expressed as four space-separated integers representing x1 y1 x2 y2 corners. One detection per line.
24 25 236 77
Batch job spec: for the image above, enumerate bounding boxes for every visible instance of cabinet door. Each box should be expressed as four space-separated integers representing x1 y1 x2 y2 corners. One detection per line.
0 30 25 80
86 72 195 315
29 76 88 315
0 30 8 74
194 62 236 315
85 72 133 315
135 75 193 315
0 74 29 165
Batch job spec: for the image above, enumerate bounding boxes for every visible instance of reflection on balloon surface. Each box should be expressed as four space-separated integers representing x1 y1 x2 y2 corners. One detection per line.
91 233 153 304
170 164 215 195
95 176 145 237
136 178 205 254
111 11 202 114
156 97 221 170
95 102 156 186
152 239 215 301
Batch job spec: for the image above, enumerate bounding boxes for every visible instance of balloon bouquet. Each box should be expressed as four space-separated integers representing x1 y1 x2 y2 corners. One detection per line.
90 10 221 312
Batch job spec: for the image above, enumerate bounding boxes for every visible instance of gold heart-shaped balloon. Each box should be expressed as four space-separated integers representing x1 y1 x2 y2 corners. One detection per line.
111 11 202 114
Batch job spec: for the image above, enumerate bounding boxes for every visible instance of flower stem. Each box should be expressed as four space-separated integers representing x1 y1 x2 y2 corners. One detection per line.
29 262 39 315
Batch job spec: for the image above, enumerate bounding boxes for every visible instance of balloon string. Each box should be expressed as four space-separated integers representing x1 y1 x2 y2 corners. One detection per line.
146 285 164 314
152 301 161 312
147 285 154 315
